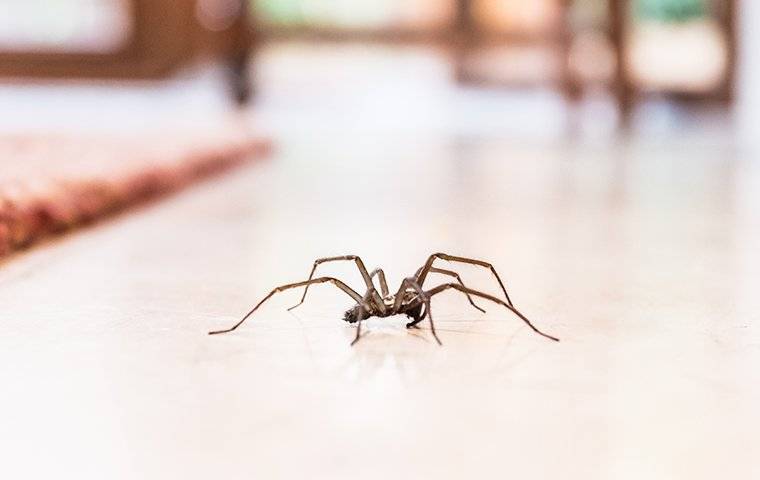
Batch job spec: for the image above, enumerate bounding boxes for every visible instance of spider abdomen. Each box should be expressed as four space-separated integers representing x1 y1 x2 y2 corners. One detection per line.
341 300 424 324
342 305 365 324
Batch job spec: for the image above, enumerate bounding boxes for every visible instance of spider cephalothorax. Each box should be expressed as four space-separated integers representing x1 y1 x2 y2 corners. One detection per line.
210 253 559 345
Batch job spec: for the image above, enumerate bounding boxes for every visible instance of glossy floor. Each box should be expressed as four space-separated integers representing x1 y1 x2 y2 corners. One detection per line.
1 134 758 479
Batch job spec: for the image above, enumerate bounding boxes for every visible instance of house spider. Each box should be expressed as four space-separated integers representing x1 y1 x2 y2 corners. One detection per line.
209 253 559 345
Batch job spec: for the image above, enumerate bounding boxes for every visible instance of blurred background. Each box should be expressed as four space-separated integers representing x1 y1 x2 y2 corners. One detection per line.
2 4 760 479
0 0 756 138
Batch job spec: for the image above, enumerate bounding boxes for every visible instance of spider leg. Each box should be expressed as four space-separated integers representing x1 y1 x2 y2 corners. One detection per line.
350 290 375 346
416 253 516 308
424 283 559 342
209 277 369 335
369 268 389 297
392 277 441 345
414 266 486 313
287 255 385 313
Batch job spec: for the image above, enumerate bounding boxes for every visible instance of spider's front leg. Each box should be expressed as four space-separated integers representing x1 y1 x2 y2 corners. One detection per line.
287 255 385 313
416 253 515 308
208 277 369 335
424 283 559 342
413 266 486 313
392 277 440 345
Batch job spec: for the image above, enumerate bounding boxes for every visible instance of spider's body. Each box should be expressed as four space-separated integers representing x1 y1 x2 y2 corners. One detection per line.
342 293 424 325
209 253 559 345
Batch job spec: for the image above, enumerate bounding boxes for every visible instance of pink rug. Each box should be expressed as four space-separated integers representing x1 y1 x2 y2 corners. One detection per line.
0 128 270 258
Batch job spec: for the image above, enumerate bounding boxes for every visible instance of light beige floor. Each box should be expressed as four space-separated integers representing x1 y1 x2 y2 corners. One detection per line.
2 44 760 479
1 133 758 479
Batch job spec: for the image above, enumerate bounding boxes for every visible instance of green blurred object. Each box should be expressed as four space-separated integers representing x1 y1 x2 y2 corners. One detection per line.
253 0 395 28
254 0 304 25
635 0 707 22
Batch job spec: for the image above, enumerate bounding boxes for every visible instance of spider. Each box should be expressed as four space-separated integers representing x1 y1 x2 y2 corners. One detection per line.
208 253 559 345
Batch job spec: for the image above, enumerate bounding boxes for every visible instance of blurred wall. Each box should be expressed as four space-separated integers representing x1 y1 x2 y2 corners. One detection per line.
737 0 760 145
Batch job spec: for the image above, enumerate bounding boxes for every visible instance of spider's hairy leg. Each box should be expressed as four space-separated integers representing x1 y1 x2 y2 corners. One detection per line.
424 283 559 342
209 277 368 335
369 268 389 297
287 255 384 313
392 277 441 345
414 266 486 313
416 253 516 308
